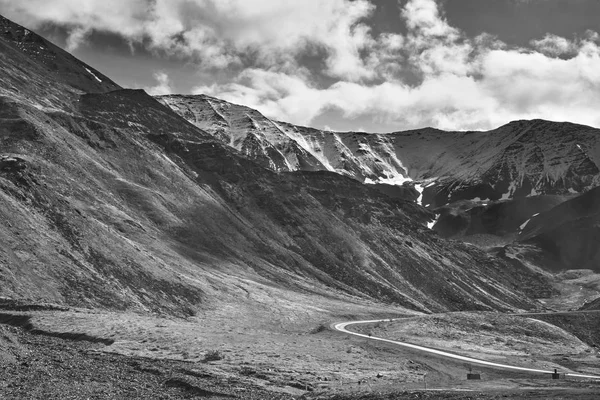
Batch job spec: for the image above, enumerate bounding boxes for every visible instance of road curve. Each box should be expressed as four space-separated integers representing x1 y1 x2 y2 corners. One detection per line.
332 319 600 380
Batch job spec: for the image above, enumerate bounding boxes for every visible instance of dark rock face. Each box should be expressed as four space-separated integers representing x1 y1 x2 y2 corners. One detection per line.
0 14 548 314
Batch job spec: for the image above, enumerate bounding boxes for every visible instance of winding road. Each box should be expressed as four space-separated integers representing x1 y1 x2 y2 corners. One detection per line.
333 318 600 380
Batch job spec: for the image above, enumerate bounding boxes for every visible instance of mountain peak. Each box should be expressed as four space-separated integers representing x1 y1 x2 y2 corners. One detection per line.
500 118 592 131
0 13 120 94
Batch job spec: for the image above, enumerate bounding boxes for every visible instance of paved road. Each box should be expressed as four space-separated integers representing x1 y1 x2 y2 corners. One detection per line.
333 318 600 380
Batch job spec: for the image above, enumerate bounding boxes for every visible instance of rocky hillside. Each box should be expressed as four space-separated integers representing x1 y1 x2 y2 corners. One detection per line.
0 14 549 315
158 95 600 209
0 15 119 96
580 297 600 311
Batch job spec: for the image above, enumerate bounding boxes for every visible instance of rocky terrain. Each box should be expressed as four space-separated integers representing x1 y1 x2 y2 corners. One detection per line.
1 13 600 400
0 317 295 400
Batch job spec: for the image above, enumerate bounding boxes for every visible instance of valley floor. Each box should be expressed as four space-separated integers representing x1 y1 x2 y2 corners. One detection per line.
0 320 293 399
2 304 600 399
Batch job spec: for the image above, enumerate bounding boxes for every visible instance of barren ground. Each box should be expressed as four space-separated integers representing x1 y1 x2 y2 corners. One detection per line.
3 302 600 399
541 270 600 310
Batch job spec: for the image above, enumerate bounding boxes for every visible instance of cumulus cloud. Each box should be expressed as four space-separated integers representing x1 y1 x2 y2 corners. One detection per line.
64 26 90 52
3 0 600 130
145 71 172 95
0 0 383 79
402 0 458 40
194 0 600 130
530 34 577 56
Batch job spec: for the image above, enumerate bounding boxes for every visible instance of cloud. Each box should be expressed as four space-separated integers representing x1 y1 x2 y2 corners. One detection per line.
145 71 172 95
4 0 600 130
64 26 90 52
0 0 384 79
402 0 458 40
194 0 600 131
530 34 576 56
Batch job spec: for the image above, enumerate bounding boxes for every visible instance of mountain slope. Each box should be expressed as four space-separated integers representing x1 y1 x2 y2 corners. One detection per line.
432 194 573 240
0 15 120 94
157 95 326 172
0 14 550 315
159 95 600 209
518 187 600 272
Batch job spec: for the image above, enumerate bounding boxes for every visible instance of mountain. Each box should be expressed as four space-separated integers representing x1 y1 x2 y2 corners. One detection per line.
157 94 326 172
0 14 549 315
158 95 600 270
158 95 600 210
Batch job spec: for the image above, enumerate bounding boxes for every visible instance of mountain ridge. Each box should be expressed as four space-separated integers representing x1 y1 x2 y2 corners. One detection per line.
158 94 600 210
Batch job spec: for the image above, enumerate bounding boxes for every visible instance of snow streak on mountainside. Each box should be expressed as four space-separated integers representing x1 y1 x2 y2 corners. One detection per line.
159 95 600 208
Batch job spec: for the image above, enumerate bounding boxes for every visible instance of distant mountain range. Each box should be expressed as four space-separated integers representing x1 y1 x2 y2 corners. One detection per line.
158 94 600 209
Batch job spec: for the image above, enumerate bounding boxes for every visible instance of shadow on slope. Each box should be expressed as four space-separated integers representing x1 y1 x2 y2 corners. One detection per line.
519 187 600 272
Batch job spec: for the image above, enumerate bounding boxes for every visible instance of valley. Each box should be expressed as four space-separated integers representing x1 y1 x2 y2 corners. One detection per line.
1 12 600 400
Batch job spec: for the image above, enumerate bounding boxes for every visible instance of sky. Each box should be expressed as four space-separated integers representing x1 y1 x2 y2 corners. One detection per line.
1 0 600 132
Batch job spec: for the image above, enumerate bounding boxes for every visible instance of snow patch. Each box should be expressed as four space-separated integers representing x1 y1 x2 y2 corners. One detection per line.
367 174 413 186
85 67 102 83
415 183 424 205
358 142 370 151
501 182 516 200
127 121 144 129
519 213 540 232
519 219 531 231
278 124 335 172
427 214 439 230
